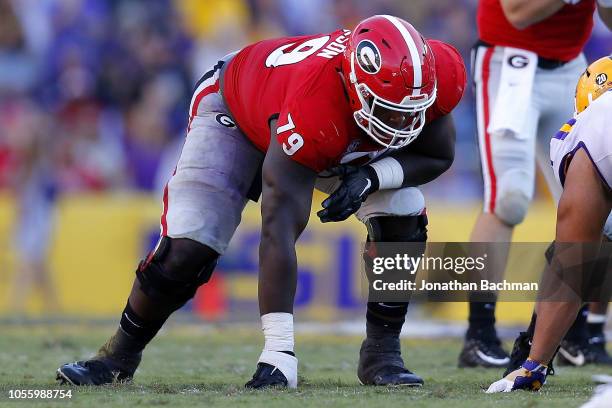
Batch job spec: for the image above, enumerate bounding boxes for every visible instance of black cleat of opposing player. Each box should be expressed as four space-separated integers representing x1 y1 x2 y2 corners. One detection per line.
557 339 589 367
357 336 423 386
504 331 532 376
503 331 555 377
586 337 612 365
556 338 612 367
245 362 289 389
56 357 135 386
458 337 510 368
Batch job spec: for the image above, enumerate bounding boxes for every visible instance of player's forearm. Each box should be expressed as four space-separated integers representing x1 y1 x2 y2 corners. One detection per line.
530 301 582 363
258 129 315 314
500 0 566 29
373 151 453 189
372 115 455 189
259 190 308 314
259 238 298 314
555 193 610 242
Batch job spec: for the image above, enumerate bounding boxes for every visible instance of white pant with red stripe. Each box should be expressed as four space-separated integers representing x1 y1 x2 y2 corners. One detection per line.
473 44 585 225
161 58 263 253
160 60 426 254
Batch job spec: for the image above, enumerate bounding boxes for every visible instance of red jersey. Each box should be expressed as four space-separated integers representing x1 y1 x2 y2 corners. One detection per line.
223 30 466 172
478 0 595 62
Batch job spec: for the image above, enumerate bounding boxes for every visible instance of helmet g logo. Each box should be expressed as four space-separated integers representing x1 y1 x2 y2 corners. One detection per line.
356 40 381 74
595 73 608 86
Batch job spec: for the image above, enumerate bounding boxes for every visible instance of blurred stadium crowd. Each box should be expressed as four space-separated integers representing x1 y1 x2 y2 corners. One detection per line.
0 0 610 197
0 0 610 316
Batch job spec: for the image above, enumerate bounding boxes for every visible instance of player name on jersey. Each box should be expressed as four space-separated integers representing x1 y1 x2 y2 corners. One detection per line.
317 29 351 59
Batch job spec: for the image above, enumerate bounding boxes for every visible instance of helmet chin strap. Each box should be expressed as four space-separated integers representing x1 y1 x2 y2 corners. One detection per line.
349 52 357 84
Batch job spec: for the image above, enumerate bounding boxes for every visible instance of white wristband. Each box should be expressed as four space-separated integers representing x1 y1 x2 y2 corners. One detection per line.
369 157 404 190
598 0 612 8
563 0 582 4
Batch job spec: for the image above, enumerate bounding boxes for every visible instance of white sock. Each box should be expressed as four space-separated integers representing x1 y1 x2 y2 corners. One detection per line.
587 313 607 324
258 313 297 388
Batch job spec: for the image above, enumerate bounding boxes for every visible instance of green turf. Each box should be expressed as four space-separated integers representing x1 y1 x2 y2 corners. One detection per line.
0 325 607 407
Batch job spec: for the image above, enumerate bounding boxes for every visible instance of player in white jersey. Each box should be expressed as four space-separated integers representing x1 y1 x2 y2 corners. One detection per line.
550 95 612 196
487 56 612 393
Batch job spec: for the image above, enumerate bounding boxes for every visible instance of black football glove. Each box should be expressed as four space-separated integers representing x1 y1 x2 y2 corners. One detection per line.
317 165 379 223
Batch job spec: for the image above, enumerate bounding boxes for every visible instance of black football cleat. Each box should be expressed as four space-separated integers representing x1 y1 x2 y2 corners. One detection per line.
357 336 423 386
557 339 588 367
56 358 134 386
245 363 289 389
586 337 612 365
57 331 142 386
503 331 532 376
458 337 510 368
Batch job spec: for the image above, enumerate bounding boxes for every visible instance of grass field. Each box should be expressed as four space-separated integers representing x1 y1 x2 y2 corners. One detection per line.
0 325 608 407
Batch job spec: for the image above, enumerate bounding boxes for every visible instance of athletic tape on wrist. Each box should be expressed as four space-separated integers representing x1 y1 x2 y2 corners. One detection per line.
369 157 404 189
261 312 294 352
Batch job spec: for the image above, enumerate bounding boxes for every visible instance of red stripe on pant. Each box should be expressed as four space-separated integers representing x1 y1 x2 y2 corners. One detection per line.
161 80 221 235
160 167 177 237
187 80 220 132
481 47 497 213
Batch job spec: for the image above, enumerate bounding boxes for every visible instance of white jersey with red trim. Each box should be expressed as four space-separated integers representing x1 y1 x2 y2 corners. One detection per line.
550 90 612 190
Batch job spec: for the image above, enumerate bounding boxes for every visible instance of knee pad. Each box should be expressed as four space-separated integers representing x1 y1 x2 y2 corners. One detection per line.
357 187 425 221
494 171 532 226
363 215 427 302
136 237 219 306
363 215 428 272
365 215 428 243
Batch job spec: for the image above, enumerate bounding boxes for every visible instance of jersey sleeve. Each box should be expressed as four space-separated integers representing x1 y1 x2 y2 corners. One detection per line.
551 93 612 190
275 96 348 173
573 95 612 189
425 40 467 122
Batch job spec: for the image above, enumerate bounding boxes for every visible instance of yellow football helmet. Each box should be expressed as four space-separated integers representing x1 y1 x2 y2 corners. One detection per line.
575 56 612 114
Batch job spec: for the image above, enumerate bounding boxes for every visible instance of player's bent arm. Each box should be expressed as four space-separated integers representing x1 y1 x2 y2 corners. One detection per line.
597 2 612 31
528 149 611 365
258 120 318 314
381 114 455 188
500 0 566 30
555 149 611 242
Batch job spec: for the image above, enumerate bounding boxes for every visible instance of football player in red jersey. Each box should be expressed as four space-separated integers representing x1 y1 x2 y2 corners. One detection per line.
56 15 466 388
460 0 612 369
